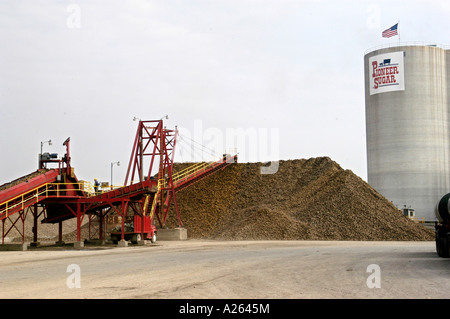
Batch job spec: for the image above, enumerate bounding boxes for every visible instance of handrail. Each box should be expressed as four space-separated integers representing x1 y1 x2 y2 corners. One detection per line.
148 179 163 219
142 194 150 216
171 161 213 186
408 216 425 223
365 41 450 55
169 154 236 188
148 158 213 218
0 182 95 218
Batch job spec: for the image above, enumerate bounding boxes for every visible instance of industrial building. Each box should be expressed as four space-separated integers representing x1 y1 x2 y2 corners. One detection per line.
364 44 450 222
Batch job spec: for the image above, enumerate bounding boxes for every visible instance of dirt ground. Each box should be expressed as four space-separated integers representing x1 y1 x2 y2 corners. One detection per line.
0 239 448 300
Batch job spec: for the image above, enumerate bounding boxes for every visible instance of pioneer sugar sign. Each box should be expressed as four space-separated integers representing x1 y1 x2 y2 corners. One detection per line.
369 51 405 95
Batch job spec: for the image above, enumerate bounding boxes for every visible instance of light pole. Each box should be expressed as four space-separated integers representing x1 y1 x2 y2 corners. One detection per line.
111 161 120 189
40 139 52 155
40 139 52 168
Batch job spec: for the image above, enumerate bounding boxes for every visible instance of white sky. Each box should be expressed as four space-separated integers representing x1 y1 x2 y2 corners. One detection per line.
1 0 449 186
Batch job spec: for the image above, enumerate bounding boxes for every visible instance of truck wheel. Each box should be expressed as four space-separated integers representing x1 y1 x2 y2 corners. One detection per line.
131 234 141 244
438 233 449 258
447 234 450 258
111 235 119 245
150 233 157 243
436 231 441 255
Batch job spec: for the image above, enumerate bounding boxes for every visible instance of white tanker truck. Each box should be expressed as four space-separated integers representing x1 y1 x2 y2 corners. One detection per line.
435 193 450 257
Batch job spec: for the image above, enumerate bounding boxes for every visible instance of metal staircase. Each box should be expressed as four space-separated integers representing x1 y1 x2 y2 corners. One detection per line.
146 153 238 225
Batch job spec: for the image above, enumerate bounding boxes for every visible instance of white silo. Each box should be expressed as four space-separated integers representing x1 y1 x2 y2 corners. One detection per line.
364 44 450 222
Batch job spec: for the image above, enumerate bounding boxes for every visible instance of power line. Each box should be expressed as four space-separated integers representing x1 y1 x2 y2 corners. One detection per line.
178 135 219 159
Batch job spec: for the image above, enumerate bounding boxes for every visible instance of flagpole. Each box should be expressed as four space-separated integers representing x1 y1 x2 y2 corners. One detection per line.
398 20 400 43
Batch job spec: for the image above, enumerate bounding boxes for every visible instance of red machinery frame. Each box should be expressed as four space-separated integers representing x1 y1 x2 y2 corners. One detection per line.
0 119 238 246
123 119 181 227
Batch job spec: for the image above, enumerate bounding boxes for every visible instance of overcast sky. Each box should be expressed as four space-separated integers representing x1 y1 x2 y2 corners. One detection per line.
1 0 449 186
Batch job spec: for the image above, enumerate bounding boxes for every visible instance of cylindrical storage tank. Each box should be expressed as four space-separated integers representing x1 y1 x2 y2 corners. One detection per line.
364 45 450 221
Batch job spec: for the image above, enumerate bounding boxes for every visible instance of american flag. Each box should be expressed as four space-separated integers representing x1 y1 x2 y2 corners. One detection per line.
382 23 398 38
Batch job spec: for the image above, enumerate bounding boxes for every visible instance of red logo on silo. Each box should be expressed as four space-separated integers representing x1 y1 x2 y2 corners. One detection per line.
372 58 399 89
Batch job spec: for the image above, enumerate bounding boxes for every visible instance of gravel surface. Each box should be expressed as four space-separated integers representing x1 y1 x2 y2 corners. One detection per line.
0 240 446 299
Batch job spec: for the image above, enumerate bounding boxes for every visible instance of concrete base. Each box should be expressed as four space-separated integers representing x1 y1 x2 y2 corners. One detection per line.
117 240 128 247
30 242 41 247
85 239 106 245
157 228 188 241
74 241 84 250
136 240 147 246
0 243 28 251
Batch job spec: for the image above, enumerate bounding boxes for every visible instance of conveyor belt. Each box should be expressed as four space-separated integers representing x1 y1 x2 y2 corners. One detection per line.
0 169 62 219
0 169 49 193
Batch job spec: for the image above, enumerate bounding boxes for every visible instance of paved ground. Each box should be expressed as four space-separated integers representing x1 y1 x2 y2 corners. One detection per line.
0 240 448 299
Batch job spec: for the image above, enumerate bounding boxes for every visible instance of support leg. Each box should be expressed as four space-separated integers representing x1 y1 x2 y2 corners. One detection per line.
21 211 25 244
33 204 38 244
118 201 128 247
120 210 125 241
31 204 40 247
56 221 65 246
75 204 84 249
99 212 104 241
